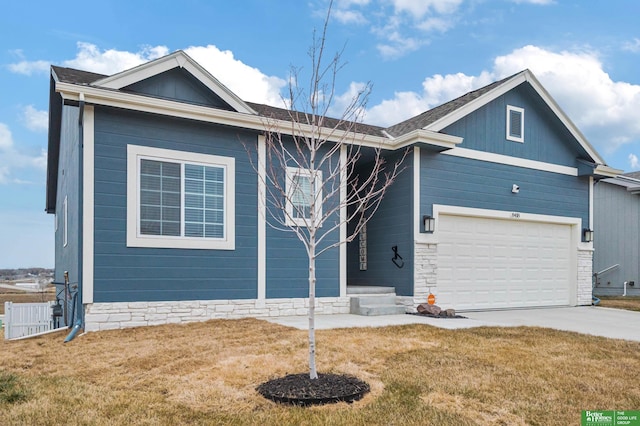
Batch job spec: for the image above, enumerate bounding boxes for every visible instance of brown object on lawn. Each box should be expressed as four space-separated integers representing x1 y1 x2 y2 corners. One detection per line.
256 373 370 406
417 303 441 316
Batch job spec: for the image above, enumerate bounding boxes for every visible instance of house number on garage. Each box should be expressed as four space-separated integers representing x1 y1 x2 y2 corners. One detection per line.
511 212 521 219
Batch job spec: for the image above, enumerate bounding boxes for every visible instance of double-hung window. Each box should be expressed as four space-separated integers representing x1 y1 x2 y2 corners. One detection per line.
285 167 322 227
127 145 235 250
506 105 525 143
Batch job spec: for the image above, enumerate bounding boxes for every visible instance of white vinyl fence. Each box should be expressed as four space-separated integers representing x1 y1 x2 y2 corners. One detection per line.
4 301 56 340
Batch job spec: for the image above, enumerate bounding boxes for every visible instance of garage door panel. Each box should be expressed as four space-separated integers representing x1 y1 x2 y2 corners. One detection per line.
436 214 572 310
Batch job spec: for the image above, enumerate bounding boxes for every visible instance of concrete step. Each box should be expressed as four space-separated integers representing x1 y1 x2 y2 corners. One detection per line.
349 291 407 316
347 286 396 295
352 294 397 306
351 304 407 316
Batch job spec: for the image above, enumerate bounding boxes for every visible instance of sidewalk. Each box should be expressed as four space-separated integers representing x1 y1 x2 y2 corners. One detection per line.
263 306 640 342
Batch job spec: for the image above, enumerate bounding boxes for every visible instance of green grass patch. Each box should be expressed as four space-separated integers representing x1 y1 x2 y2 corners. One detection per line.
0 371 29 404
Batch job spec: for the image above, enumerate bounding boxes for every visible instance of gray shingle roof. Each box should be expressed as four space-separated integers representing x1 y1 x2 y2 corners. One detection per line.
246 102 386 137
52 66 106 85
623 171 640 180
50 64 521 140
384 72 520 138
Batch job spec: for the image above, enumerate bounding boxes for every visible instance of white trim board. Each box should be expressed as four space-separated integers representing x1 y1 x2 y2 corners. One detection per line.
82 106 95 304
442 147 578 176
340 145 347 298
257 135 266 300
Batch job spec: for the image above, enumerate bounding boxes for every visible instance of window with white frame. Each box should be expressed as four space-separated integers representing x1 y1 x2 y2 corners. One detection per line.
127 145 235 250
506 105 524 143
286 167 322 227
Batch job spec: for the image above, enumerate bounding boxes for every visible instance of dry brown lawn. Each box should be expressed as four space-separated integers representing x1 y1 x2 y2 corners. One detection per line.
598 296 640 312
1 318 639 425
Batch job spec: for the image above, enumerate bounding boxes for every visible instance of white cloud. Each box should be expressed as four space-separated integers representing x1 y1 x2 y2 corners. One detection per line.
391 0 463 17
416 17 455 32
54 43 286 107
8 60 50 76
333 9 368 24
630 153 639 170
0 123 47 185
362 71 493 126
510 0 555 4
338 0 462 59
623 38 640 53
62 42 169 75
0 123 13 150
22 106 49 132
359 45 640 161
184 45 286 106
492 45 640 153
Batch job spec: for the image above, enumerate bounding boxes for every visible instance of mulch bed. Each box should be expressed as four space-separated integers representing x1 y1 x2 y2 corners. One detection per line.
408 312 467 319
256 373 370 406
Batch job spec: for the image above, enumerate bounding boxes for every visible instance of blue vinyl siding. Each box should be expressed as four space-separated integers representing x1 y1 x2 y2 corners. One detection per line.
347 150 414 296
123 68 233 110
92 107 258 302
55 105 81 325
420 151 590 226
265 142 340 298
443 83 589 167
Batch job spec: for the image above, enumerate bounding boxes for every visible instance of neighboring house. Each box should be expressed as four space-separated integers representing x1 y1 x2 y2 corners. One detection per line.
593 172 640 296
46 51 619 332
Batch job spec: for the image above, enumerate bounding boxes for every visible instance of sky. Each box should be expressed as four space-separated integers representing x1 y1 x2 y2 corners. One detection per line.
1 0 640 268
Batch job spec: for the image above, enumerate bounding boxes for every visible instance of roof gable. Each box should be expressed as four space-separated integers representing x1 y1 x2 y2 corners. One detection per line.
122 67 235 110
93 50 255 114
387 70 606 166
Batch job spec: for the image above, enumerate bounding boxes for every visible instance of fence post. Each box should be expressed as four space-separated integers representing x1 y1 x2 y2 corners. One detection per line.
4 302 11 340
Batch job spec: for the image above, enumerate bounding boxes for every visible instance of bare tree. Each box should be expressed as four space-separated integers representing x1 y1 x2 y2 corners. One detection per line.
255 3 406 380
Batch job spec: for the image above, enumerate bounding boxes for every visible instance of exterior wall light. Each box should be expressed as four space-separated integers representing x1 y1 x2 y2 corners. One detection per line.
583 228 594 243
423 215 435 233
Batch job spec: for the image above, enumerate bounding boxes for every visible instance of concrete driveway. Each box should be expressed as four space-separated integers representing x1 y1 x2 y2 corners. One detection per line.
264 306 640 342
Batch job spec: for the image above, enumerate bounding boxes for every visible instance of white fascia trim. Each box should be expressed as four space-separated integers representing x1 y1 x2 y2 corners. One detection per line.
94 51 255 115
257 135 266 300
442 147 578 176
426 70 606 165
55 83 391 149
126 145 236 250
82 106 95 304
594 164 622 178
391 129 463 150
340 145 347 298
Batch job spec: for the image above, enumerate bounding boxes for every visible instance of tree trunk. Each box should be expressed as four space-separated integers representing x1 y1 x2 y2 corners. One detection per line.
308 240 317 379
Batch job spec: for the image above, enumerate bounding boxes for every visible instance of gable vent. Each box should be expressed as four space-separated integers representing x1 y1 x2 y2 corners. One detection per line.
507 105 524 142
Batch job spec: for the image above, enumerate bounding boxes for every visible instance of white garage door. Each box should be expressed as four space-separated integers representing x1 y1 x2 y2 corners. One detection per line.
437 214 572 311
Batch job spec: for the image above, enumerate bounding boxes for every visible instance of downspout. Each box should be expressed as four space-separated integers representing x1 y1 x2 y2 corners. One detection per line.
65 93 85 342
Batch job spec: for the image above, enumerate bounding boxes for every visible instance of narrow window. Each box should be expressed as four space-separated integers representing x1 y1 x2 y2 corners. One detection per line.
286 167 322 227
506 105 524 143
